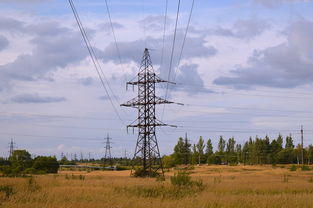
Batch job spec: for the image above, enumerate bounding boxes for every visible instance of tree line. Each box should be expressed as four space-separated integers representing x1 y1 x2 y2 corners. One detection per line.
163 134 313 167
0 150 59 175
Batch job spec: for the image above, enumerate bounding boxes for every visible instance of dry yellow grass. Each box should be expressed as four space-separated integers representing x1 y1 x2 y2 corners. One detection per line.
1 165 313 208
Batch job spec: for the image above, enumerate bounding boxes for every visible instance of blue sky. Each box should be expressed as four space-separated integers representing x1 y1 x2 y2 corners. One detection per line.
1 0 313 159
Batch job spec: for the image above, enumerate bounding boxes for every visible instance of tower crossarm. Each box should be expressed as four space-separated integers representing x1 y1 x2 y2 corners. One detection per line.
121 96 174 108
126 77 175 86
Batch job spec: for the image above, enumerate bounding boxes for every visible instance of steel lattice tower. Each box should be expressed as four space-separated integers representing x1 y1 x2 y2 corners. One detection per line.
8 139 16 158
121 48 175 177
104 133 112 166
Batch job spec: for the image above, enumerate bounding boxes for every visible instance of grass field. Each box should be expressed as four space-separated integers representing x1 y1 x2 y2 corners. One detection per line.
1 165 313 208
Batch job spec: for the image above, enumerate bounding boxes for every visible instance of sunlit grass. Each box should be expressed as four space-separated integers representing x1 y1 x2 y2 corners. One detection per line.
1 165 313 208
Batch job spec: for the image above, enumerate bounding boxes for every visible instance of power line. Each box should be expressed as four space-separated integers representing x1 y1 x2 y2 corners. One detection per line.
160 0 168 67
4 109 313 124
182 103 313 115
104 0 122 66
173 0 195 83
174 82 313 99
0 132 134 142
162 0 181 120
68 0 124 124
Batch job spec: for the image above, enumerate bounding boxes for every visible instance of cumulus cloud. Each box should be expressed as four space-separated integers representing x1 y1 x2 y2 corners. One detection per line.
98 22 124 31
0 17 90 90
0 17 24 31
0 35 9 51
214 19 313 89
203 18 270 39
173 64 214 94
254 0 313 7
138 15 172 31
79 77 94 86
0 0 52 3
98 32 216 94
11 93 66 103
99 33 217 66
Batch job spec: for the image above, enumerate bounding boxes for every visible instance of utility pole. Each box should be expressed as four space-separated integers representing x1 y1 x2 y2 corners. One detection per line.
121 48 176 177
104 133 112 166
124 149 127 159
8 139 16 158
301 125 304 165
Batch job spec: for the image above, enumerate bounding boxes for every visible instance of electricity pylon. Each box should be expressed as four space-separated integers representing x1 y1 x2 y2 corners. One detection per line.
104 133 112 166
8 139 16 158
121 48 175 177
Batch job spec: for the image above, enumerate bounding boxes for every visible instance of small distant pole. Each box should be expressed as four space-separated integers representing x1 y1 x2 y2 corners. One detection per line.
124 149 127 159
301 125 304 165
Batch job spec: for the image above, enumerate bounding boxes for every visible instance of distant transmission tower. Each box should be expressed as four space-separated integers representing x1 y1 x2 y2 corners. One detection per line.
8 139 16 158
121 48 175 177
104 133 112 166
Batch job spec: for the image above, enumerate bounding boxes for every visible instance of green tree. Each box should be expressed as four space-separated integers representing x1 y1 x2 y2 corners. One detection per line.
191 144 198 165
218 136 226 153
285 135 294 149
206 139 213 163
206 139 213 155
235 144 242 164
183 136 192 165
307 145 313 164
172 137 185 165
162 155 174 168
294 144 302 164
196 136 205 164
217 136 226 163
33 156 59 173
226 137 236 164
9 150 33 170
277 134 283 150
242 141 249 165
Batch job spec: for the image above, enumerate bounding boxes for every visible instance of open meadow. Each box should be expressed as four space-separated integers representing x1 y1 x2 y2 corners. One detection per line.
1 165 313 208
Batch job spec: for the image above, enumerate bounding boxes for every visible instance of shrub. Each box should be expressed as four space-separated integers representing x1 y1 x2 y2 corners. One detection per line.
290 165 297 171
32 156 59 173
301 165 311 171
0 185 14 198
27 177 40 192
171 171 193 186
133 168 159 178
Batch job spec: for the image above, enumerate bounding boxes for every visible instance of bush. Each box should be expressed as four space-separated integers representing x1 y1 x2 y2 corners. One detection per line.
207 155 222 165
32 156 59 173
133 168 160 178
27 177 40 192
0 185 14 198
301 165 311 171
170 171 193 186
290 165 297 171
0 158 10 166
